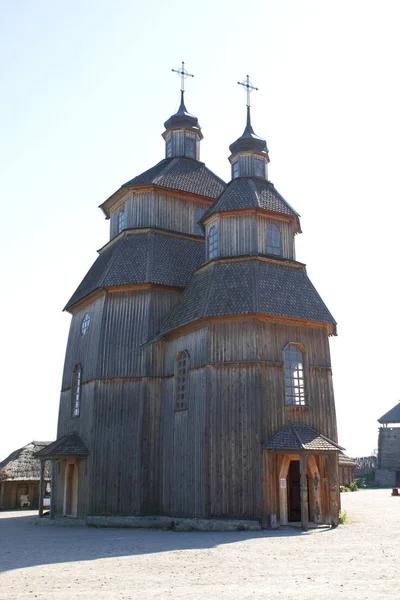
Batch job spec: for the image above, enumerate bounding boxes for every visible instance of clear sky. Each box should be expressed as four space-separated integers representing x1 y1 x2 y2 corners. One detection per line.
1 0 399 461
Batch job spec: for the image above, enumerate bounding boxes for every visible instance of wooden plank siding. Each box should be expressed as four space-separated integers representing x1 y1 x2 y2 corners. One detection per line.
207 363 261 518
109 191 210 239
161 369 207 517
61 295 106 389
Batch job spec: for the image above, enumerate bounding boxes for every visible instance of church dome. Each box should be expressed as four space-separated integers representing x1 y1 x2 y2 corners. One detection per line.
229 106 268 156
164 91 201 133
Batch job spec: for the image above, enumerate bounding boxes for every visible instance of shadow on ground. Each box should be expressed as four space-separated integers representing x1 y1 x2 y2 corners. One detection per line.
0 511 330 574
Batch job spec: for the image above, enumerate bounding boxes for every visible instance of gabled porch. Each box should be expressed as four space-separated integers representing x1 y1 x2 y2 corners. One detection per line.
262 424 343 530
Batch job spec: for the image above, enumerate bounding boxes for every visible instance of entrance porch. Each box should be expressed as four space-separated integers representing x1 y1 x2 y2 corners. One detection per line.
262 424 343 530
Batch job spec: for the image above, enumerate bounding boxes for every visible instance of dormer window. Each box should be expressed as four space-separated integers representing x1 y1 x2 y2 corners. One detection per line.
254 159 265 178
207 224 218 259
266 223 280 256
166 136 173 158
232 161 239 178
118 208 125 234
185 136 196 159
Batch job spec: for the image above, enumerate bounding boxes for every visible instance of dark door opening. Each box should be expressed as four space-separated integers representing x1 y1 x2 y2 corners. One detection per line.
288 460 301 521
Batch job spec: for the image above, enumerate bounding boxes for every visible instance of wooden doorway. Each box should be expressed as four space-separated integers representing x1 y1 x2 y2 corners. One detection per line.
63 461 78 517
287 461 301 521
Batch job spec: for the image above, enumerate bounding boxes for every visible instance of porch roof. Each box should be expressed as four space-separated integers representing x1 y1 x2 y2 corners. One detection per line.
34 432 89 459
263 424 344 452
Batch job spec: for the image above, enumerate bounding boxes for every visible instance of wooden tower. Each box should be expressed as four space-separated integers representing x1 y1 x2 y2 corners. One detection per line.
37 72 341 529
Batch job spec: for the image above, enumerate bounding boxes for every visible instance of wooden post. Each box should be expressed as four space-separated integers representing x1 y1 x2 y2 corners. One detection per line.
327 454 339 528
299 454 309 531
50 460 55 519
261 450 269 528
38 460 45 518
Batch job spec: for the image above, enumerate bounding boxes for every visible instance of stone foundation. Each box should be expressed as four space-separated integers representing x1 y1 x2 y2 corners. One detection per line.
375 469 396 487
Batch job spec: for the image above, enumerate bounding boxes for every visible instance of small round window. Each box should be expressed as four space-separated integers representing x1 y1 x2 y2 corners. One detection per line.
81 313 91 335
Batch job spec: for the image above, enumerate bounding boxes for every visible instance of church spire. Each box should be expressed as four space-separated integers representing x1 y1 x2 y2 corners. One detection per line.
162 62 203 160
229 75 269 180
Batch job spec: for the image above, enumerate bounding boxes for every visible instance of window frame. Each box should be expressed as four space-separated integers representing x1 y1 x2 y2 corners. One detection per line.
254 158 265 178
80 313 91 336
194 208 204 235
166 135 173 158
117 208 125 234
174 350 190 411
71 364 82 418
207 222 219 260
266 223 281 256
232 160 239 178
185 135 196 159
283 343 306 406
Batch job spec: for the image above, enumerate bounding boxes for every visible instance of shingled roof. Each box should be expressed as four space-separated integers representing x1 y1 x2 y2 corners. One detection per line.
100 158 226 217
263 425 343 452
378 402 400 424
35 432 89 459
0 442 52 481
65 231 205 311
158 258 336 336
201 178 300 231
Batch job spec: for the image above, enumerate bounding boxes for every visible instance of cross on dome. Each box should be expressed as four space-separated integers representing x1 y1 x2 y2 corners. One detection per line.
172 61 194 92
237 75 259 108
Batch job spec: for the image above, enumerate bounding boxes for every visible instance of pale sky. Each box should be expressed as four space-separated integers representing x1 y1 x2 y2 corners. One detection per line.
1 0 399 461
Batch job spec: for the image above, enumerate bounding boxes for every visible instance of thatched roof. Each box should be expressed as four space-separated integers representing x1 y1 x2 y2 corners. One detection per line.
0 442 52 481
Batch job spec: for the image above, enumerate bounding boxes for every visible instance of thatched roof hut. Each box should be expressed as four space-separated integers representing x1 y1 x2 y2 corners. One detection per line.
0 442 52 481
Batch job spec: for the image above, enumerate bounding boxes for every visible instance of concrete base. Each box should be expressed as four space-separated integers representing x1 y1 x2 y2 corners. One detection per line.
86 515 261 532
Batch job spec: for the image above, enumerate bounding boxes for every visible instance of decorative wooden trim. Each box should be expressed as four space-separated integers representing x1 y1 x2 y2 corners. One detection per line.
196 254 305 275
164 313 334 341
66 283 182 314
97 227 205 254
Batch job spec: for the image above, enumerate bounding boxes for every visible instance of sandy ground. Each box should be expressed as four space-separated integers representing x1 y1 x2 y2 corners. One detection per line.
0 489 399 600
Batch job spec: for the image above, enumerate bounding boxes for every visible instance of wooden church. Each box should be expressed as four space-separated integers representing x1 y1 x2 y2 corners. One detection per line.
37 67 341 530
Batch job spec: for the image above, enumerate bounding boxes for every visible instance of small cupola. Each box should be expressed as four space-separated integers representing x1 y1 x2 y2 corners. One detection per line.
162 62 203 161
229 75 270 180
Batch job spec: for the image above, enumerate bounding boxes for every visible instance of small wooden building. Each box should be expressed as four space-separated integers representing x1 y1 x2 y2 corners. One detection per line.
0 442 52 510
376 403 400 487
39 76 342 530
338 453 357 486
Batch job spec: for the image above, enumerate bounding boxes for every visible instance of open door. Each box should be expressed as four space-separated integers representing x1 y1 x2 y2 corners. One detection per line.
287 461 301 521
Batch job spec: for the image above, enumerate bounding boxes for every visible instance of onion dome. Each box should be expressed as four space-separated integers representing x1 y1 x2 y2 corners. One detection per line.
164 90 202 134
229 106 268 157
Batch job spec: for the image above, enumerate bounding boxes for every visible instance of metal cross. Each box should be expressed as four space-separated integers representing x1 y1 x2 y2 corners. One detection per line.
172 61 194 92
237 75 259 108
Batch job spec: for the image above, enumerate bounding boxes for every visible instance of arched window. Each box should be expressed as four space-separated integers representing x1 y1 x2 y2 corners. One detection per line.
283 344 306 406
71 364 82 417
207 224 218 259
175 350 189 411
266 223 280 256
118 208 125 233
80 313 91 335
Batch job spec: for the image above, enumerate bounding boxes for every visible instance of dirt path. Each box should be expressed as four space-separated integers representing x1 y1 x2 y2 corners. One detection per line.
0 489 398 599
